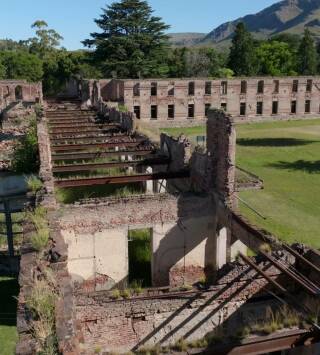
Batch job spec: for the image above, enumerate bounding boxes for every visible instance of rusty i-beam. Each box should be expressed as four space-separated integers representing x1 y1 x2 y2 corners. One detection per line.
49 134 129 144
259 250 320 296
52 157 170 173
51 149 155 162
51 140 148 152
55 170 190 188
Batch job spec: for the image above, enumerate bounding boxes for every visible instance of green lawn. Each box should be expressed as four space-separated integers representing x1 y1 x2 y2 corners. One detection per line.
0 276 19 355
162 119 320 249
237 119 320 248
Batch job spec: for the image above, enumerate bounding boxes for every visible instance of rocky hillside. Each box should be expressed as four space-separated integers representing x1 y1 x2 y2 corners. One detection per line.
171 0 320 46
168 33 206 46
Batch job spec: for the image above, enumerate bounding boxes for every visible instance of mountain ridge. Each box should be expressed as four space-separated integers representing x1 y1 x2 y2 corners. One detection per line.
169 0 320 46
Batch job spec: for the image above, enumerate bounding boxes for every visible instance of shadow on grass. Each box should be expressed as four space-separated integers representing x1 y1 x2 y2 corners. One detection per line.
0 277 19 326
237 138 317 147
268 160 320 174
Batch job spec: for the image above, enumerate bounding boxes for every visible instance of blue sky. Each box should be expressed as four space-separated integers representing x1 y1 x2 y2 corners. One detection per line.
0 0 279 49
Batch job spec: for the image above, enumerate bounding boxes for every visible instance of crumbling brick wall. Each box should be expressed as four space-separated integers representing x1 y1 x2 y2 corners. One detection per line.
59 193 217 290
74 261 282 353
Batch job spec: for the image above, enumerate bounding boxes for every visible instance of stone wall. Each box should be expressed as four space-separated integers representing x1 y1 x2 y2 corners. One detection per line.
96 100 137 134
0 80 42 109
100 76 320 123
73 76 320 125
74 261 283 353
58 193 217 290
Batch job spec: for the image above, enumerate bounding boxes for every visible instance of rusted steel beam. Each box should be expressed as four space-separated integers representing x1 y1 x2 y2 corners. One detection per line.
50 134 128 144
238 253 287 293
52 157 170 173
202 329 312 355
51 140 147 152
49 127 121 135
48 119 93 125
46 112 94 116
283 243 320 276
54 170 190 188
51 149 155 162
260 250 320 296
49 123 111 130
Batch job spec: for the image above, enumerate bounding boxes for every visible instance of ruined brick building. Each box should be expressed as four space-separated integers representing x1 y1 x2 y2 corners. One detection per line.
12 89 320 354
0 76 317 354
0 80 42 112
79 76 320 125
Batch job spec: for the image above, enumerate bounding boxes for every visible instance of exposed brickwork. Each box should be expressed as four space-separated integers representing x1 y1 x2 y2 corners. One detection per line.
76 77 320 124
37 113 57 209
74 261 282 353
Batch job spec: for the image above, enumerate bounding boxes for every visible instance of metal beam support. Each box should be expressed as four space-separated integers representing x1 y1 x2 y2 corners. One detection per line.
283 243 320 276
51 149 154 162
239 253 287 293
52 157 170 173
51 140 148 152
260 250 320 296
55 170 190 188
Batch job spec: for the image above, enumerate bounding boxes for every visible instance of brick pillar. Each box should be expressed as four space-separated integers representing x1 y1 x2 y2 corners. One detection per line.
207 109 236 205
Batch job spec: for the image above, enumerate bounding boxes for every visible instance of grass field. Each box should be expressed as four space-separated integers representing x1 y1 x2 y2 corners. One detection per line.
162 119 320 249
0 276 19 355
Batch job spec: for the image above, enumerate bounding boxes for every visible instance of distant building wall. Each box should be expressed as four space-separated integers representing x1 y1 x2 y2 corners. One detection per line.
91 76 320 124
0 80 42 112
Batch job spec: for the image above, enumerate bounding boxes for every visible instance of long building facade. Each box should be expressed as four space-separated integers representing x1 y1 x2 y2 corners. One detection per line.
87 76 320 123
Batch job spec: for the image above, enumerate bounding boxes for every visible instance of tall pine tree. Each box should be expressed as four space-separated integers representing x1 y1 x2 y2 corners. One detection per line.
298 28 317 75
228 22 257 76
83 0 170 78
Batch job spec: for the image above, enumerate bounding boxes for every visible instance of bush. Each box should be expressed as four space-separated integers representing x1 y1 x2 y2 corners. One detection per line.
30 227 49 251
25 206 47 231
12 118 39 174
26 280 58 354
121 289 131 299
26 175 43 193
130 280 143 295
110 289 121 300
171 338 188 352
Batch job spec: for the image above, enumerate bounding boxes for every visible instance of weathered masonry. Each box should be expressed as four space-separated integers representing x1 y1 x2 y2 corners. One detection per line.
0 80 42 111
15 99 320 354
80 76 320 125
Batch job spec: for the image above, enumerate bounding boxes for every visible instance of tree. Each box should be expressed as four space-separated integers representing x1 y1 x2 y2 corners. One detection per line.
28 20 63 58
68 51 103 79
167 47 188 77
0 51 43 82
184 47 225 77
256 41 297 76
0 58 5 79
83 0 170 78
228 22 258 76
297 28 317 75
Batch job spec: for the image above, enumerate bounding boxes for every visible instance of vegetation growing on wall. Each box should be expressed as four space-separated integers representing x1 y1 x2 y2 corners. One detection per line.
11 118 39 174
11 117 39 174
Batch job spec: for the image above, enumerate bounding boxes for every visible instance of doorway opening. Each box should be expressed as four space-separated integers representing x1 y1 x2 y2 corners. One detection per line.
128 228 152 287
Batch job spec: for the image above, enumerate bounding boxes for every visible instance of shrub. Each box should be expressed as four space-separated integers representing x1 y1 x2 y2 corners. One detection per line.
121 289 131 299
171 338 188 352
130 280 143 295
179 284 193 292
30 227 49 251
25 206 48 231
110 289 121 300
26 280 58 354
11 118 39 174
118 104 128 112
26 175 43 193
259 243 272 253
